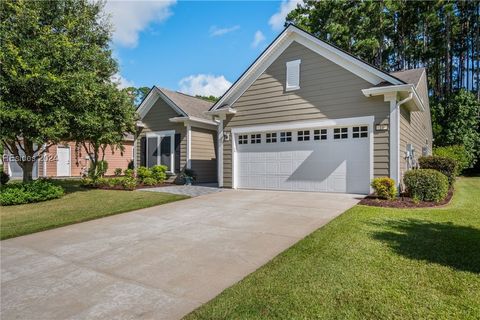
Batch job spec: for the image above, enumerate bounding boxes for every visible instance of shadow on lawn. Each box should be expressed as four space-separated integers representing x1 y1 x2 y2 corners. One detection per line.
372 219 480 274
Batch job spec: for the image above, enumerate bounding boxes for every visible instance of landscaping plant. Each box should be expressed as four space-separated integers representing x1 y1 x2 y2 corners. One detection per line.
434 145 470 175
150 165 167 183
114 168 123 176
403 169 449 202
0 179 64 206
371 177 396 200
419 156 457 186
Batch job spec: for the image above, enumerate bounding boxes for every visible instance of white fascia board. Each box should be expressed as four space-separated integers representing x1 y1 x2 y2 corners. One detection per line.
231 116 375 134
212 24 403 112
138 87 188 119
362 84 425 112
169 116 218 128
205 107 237 116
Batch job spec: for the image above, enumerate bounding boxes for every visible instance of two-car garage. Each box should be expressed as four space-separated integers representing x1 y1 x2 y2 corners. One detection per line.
232 118 373 194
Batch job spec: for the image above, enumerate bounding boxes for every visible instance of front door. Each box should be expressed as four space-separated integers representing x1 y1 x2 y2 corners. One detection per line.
57 146 70 176
146 131 175 172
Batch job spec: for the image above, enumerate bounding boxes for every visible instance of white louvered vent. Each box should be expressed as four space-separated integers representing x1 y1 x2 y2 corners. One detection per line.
286 59 301 91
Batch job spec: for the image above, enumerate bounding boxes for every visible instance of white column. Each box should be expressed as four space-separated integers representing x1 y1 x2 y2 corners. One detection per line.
186 124 192 169
217 117 224 187
386 93 400 187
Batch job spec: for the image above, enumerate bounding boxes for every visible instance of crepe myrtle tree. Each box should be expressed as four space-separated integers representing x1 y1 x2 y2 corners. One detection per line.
0 0 134 182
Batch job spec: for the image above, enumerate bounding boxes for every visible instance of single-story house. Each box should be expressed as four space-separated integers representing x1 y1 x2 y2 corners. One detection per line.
206 24 432 194
135 87 218 183
3 137 134 179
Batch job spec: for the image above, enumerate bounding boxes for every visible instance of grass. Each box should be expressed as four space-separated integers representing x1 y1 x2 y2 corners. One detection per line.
185 177 480 319
0 180 188 240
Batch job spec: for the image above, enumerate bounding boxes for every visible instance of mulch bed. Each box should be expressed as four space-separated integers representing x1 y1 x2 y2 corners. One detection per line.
359 189 454 208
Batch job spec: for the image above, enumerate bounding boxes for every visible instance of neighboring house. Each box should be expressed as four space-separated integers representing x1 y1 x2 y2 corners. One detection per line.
135 87 217 183
206 24 432 194
4 137 134 179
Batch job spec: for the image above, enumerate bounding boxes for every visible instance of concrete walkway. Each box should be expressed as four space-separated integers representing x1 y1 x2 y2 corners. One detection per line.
139 183 224 197
1 190 362 320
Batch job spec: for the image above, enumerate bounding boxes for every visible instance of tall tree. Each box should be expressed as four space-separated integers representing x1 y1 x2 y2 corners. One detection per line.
0 0 134 182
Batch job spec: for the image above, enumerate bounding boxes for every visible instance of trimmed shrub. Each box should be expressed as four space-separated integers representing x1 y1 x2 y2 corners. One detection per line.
142 177 157 186
151 165 167 183
89 176 138 190
124 168 134 178
371 177 397 200
121 177 137 190
434 145 470 175
403 169 449 202
114 168 123 176
0 179 64 206
136 166 152 182
418 156 457 186
0 165 10 186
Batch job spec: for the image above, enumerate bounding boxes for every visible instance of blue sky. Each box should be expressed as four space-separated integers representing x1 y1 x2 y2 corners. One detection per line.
106 0 300 96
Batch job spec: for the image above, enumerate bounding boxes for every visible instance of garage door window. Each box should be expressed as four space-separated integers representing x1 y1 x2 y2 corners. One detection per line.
266 132 277 143
334 128 348 140
280 131 292 142
238 134 248 144
314 129 327 141
353 126 368 138
297 130 310 141
250 134 261 144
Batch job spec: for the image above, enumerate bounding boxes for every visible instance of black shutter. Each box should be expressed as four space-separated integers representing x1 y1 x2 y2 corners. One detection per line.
140 136 146 167
175 133 181 173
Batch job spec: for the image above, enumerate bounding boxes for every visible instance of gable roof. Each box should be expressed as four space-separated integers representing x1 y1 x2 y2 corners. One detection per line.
137 86 213 120
390 68 425 87
210 24 405 111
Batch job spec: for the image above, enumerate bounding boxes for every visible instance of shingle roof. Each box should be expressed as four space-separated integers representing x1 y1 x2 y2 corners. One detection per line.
390 68 425 87
157 87 213 120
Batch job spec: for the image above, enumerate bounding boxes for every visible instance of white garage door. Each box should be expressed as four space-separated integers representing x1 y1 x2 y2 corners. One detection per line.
235 125 371 194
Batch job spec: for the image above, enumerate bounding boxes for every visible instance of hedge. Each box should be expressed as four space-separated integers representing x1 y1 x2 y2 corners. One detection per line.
0 179 64 206
403 169 449 202
418 156 457 186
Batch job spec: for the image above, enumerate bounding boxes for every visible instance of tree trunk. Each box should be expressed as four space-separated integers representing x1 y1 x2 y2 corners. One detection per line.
21 160 34 183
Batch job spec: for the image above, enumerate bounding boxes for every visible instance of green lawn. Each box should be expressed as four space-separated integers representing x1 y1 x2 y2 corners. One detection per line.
185 177 480 319
0 180 188 240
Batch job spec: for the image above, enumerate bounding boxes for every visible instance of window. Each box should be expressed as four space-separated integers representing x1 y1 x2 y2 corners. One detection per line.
297 130 310 141
286 60 301 91
266 132 277 143
250 133 261 144
352 126 368 138
334 127 348 140
238 134 248 144
314 129 327 141
146 131 175 172
280 131 292 142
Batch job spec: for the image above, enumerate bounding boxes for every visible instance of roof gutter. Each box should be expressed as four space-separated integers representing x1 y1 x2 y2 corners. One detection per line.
361 84 425 112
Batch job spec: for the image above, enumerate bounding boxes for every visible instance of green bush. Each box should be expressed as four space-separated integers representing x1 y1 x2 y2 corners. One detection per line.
150 165 167 183
121 177 137 190
136 166 152 182
80 177 94 187
142 177 157 186
419 156 457 186
371 177 397 200
124 168 134 178
0 179 64 206
88 160 109 179
434 145 470 175
403 169 449 202
0 165 10 186
114 168 123 176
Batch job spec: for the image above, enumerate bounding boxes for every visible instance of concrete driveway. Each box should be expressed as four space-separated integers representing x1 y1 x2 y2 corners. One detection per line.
1 190 361 320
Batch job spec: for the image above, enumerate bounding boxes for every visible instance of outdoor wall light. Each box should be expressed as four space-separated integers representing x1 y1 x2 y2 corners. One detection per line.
223 132 230 141
375 124 388 131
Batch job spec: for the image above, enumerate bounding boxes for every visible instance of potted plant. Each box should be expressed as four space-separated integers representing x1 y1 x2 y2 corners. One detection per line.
181 169 197 185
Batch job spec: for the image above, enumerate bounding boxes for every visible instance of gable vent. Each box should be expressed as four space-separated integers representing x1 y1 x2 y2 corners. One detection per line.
286 59 301 91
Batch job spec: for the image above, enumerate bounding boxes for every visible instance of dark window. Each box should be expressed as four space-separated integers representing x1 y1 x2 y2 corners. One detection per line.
297 130 310 141
280 131 292 142
314 129 327 140
266 132 277 143
334 127 348 140
250 134 261 144
353 126 368 138
238 134 248 144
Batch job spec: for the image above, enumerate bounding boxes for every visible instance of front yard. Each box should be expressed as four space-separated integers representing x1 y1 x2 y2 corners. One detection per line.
186 177 480 319
0 180 188 240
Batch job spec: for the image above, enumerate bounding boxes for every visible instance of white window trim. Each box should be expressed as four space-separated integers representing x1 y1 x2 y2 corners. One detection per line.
231 116 375 192
286 59 301 91
186 124 192 169
146 130 175 173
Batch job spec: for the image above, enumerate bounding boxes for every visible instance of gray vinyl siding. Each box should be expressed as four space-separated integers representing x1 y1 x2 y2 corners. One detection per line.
136 97 187 171
191 127 217 183
222 41 391 187
399 71 433 179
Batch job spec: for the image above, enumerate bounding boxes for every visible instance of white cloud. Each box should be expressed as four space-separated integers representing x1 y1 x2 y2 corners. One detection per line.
179 74 232 97
104 0 176 48
209 25 240 37
251 30 266 48
268 0 302 31
111 73 134 89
